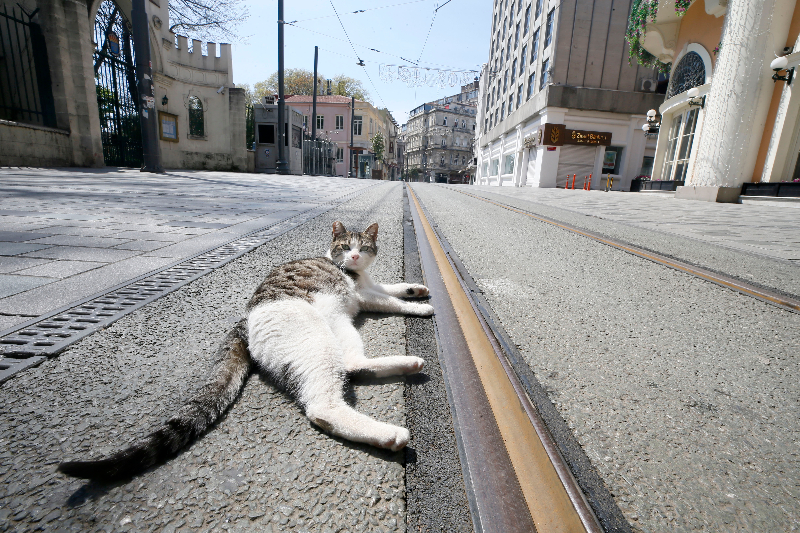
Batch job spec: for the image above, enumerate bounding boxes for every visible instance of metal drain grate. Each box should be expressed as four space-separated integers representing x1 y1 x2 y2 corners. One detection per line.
0 185 374 384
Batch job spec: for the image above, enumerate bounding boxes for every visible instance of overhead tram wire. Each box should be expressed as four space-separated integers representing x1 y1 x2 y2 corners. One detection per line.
415 0 455 64
286 0 432 24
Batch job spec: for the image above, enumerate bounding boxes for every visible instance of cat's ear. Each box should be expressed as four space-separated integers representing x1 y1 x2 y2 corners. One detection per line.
332 221 347 238
364 223 378 242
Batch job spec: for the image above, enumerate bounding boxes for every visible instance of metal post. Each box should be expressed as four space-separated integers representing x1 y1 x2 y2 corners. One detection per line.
349 96 355 178
311 46 318 176
276 0 289 174
130 0 163 173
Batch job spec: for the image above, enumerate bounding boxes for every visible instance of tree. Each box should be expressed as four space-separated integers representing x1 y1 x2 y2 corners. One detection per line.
371 132 385 165
168 0 249 42
258 70 370 102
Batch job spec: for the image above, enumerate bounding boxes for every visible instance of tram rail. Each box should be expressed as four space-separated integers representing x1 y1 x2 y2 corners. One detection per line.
406 184 606 533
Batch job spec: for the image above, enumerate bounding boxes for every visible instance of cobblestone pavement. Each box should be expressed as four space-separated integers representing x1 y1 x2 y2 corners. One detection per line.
0 182 433 533
414 183 800 533
0 168 375 333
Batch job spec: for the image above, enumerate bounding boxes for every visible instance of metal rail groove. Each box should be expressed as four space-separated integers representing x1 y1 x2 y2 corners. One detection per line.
407 184 602 533
450 187 800 314
0 184 376 384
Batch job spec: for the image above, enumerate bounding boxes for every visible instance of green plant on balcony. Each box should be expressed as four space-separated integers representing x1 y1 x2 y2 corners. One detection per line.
626 0 697 73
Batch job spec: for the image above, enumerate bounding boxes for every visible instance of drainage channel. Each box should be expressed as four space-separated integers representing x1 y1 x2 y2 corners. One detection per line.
0 184 376 384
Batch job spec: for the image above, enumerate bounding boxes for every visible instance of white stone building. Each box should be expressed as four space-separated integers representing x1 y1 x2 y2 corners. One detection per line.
475 0 665 190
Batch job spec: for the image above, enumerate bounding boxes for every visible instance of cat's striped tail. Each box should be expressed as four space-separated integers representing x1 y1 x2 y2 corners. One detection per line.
57 320 251 481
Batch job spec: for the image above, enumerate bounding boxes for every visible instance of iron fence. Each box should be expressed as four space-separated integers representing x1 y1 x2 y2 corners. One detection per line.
0 4 56 127
302 135 336 176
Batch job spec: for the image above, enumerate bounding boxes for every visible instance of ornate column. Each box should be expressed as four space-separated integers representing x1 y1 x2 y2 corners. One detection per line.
683 0 795 201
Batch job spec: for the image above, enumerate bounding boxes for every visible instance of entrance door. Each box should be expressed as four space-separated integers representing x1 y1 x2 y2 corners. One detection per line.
661 108 699 182
93 0 142 167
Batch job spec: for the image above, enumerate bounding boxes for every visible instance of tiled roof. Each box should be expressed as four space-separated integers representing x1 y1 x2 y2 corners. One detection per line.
285 95 355 104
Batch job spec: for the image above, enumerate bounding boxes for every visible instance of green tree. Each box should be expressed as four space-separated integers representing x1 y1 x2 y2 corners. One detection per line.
371 132 385 164
258 70 370 102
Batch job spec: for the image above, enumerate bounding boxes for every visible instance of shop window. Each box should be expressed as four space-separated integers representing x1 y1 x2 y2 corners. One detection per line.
602 146 624 175
504 154 515 174
491 158 499 175
188 96 204 137
661 109 699 181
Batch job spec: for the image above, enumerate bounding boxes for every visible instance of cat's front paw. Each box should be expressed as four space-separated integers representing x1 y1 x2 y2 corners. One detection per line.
411 303 434 316
401 357 425 374
404 284 430 298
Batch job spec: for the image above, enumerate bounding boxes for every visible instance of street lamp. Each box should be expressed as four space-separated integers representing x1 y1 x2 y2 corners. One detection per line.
642 109 660 137
687 87 705 108
771 55 794 85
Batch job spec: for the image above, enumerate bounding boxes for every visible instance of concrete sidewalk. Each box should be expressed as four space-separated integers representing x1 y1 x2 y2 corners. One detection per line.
467 186 800 265
0 168 374 333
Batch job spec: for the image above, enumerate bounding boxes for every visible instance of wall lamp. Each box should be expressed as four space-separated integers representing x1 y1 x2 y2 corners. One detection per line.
771 56 794 85
161 95 168 106
687 87 705 108
642 108 660 137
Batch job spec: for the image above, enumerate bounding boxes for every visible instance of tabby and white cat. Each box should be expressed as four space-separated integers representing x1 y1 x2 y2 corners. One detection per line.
58 221 433 481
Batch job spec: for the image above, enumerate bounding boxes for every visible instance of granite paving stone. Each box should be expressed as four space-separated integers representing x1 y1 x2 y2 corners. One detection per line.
15 260 107 278
0 231 54 242
0 256 50 274
20 246 141 262
0 243 53 256
27 235 135 248
0 274 56 298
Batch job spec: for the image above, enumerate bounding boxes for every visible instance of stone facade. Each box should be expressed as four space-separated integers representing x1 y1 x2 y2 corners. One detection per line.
0 0 245 171
402 83 479 183
475 0 663 190
641 0 800 201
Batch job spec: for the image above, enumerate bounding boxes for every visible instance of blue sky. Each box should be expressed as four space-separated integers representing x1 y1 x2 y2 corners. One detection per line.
230 0 493 124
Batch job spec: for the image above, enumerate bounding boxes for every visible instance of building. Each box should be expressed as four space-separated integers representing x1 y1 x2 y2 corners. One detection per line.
0 0 245 170
636 0 800 201
402 83 479 183
475 0 664 190
286 95 398 178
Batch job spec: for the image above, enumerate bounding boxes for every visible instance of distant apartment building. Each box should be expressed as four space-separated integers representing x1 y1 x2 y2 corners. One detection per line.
402 82 479 183
285 95 398 178
475 0 665 190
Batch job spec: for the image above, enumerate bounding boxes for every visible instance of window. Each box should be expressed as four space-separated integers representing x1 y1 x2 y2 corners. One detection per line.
440 155 445 166
188 96 204 137
257 124 275 144
443 116 448 126
353 115 363 136
500 104 505 121
523 6 530 34
661 109 699 181
504 154 514 174
665 52 706 99
500 48 504 65
462 119 466 128
531 29 540 62
521 44 527 67
508 96 514 114
491 158 499 175
540 58 549 89
316 115 324 130
514 23 520 49
506 38 512 62
336 147 343 162
482 161 488 176
545 9 554 48
441 138 446 147
503 70 508 92
528 72 536 99
517 84 523 107
535 0 542 19
335 115 344 129
303 115 308 129
511 59 517 83
603 146 624 175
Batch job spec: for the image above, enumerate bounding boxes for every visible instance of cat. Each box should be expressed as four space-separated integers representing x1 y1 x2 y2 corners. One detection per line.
57 221 433 481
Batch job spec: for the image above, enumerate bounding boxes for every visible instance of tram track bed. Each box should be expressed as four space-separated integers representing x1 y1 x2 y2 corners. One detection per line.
411 183 800 532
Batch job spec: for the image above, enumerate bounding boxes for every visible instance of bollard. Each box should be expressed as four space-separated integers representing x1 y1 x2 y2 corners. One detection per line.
588 173 592 191
572 174 576 190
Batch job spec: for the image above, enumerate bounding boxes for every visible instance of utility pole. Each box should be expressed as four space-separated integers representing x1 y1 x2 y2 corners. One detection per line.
276 0 289 174
311 46 318 176
349 96 355 178
130 0 163 173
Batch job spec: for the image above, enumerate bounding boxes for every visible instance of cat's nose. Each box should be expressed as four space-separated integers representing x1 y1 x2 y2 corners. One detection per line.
351 253 360 260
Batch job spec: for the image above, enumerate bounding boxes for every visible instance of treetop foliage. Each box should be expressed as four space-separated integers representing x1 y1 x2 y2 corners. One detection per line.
239 69 371 106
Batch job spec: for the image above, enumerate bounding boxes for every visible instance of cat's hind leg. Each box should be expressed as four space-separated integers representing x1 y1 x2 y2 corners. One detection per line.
328 315 424 377
248 301 411 451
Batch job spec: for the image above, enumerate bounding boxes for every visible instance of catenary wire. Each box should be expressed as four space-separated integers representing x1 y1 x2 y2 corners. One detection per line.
286 0 432 24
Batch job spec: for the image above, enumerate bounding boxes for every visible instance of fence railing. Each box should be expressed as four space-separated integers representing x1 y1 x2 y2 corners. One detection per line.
302 135 337 176
0 4 56 127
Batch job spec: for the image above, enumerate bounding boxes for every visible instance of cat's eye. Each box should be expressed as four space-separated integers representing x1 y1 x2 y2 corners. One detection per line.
359 246 370 252
341 245 351 251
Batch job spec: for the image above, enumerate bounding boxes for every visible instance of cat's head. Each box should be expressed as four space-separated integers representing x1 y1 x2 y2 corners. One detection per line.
327 221 378 272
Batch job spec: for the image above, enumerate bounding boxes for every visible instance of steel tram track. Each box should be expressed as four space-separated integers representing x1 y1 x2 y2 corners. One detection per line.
406 184 606 533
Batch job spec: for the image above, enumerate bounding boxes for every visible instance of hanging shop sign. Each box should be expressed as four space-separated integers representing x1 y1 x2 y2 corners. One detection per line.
538 123 612 147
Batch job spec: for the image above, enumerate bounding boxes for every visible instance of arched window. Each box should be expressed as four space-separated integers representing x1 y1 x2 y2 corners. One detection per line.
188 96 204 137
665 52 706 99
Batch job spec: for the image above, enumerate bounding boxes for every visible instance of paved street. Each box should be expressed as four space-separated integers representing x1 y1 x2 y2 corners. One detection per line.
1 170 799 533
0 168 375 333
